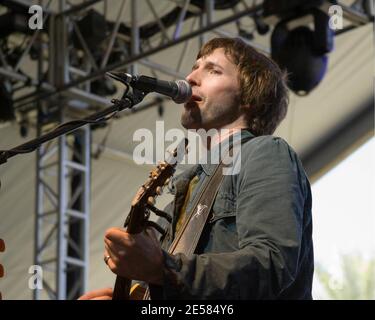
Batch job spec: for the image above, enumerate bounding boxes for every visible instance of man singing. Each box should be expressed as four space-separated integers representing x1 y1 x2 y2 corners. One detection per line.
80 37 314 300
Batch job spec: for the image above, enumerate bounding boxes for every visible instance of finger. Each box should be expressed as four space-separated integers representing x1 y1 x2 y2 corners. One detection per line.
104 242 129 275
105 235 132 258
103 248 109 260
105 249 119 275
104 237 127 257
104 227 130 245
78 287 113 300
147 196 155 205
145 227 160 243
103 245 113 263
104 242 120 265
92 296 112 300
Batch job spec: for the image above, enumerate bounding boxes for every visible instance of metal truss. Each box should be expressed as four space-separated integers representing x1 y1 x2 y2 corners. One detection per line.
0 0 372 300
6 0 267 115
0 0 370 115
34 121 90 300
34 0 91 300
0 0 369 116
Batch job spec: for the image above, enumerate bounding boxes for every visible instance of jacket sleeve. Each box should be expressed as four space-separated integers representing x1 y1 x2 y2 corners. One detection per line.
157 136 309 299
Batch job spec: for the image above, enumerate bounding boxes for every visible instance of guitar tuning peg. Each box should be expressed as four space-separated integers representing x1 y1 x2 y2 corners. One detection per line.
164 178 170 185
156 186 163 195
150 170 159 179
157 161 165 169
147 196 155 206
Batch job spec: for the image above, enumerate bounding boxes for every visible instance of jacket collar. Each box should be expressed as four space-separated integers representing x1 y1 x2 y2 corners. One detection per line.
201 129 255 176
168 164 200 195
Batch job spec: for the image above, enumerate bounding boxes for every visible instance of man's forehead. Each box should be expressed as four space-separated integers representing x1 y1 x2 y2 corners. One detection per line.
194 48 234 67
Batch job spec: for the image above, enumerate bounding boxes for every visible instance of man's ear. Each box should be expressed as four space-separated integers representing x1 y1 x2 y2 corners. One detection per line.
239 103 252 116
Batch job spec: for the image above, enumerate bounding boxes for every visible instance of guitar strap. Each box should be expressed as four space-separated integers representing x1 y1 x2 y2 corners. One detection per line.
146 159 226 300
168 155 228 257
145 159 227 300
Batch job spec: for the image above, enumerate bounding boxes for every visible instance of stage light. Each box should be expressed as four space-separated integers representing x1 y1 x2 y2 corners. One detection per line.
253 14 270 35
270 8 334 95
72 9 108 53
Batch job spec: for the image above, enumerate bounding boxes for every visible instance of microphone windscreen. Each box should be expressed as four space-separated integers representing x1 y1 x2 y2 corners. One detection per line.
174 80 192 104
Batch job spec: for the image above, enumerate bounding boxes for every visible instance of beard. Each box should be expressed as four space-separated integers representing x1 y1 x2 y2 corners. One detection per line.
181 96 241 131
180 101 202 130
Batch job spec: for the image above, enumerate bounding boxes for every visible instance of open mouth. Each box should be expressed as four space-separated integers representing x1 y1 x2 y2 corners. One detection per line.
191 94 203 102
184 92 203 109
185 94 203 106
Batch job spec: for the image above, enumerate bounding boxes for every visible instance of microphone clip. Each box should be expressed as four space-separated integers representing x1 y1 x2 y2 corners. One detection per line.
106 71 134 86
107 72 146 108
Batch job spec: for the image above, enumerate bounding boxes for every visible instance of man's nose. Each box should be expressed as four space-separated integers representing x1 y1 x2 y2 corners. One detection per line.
186 69 200 86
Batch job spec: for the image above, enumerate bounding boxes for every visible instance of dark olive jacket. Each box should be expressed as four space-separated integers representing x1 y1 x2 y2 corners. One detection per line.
150 130 314 299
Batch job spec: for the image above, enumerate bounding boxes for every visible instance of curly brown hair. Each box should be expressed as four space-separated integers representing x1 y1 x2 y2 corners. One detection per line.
197 37 289 136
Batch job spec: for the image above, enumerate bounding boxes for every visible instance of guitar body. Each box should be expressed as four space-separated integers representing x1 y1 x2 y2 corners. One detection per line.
130 283 147 300
112 279 147 300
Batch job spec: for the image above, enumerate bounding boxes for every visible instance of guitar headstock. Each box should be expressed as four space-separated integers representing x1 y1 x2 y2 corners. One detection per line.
125 139 188 233
131 138 188 207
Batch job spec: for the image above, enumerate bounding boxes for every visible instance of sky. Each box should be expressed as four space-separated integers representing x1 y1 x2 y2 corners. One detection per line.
311 136 375 297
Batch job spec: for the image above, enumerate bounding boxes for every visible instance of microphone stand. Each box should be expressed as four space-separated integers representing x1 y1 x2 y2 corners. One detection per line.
0 89 145 166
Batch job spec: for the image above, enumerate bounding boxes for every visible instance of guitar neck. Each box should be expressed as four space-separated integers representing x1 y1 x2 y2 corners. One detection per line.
110 138 188 300
112 276 132 300
111 205 145 300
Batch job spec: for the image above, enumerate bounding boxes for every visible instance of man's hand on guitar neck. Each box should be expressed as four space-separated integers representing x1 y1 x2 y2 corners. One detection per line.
103 227 164 286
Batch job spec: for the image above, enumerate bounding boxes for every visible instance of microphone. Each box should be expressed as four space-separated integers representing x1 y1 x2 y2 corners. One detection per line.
106 72 192 104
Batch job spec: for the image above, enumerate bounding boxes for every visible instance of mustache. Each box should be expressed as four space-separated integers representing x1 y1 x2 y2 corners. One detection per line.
192 89 204 98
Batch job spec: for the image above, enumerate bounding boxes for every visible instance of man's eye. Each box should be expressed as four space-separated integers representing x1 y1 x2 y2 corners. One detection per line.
209 69 221 74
